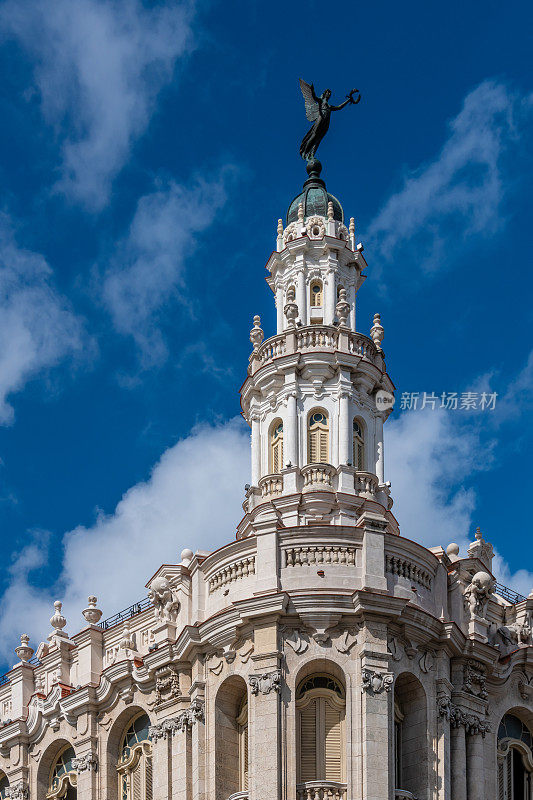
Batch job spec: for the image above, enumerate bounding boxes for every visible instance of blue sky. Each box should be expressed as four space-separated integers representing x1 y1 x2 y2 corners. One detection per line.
0 0 531 662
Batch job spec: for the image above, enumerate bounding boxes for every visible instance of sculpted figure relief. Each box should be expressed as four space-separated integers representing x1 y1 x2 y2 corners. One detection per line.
463 571 495 618
148 576 180 624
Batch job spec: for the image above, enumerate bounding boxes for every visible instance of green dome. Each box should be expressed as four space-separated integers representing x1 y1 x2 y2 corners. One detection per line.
286 159 344 225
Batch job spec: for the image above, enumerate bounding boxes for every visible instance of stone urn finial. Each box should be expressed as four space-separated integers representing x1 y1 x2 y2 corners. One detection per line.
327 201 334 220
15 634 34 664
336 288 350 327
277 218 283 235
298 202 304 224
249 315 264 352
49 600 67 640
370 313 384 349
82 596 102 625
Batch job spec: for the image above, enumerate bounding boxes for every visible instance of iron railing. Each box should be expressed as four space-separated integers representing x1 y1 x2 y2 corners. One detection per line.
97 596 152 631
494 582 526 605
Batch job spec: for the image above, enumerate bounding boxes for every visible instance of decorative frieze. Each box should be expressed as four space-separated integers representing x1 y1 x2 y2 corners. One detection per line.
73 752 98 772
249 670 281 696
284 545 356 567
361 670 393 694
149 699 205 741
385 554 432 590
437 697 490 736
208 557 255 592
6 784 29 799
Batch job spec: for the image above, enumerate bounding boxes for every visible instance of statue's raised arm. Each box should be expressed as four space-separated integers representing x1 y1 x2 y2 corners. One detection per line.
299 80 361 162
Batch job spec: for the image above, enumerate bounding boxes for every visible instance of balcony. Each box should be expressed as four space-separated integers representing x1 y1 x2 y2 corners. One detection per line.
258 474 283 498
301 463 336 490
227 793 249 800
296 781 347 800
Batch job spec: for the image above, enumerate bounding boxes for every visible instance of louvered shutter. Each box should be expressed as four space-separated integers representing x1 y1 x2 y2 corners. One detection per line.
243 724 249 789
309 430 318 463
324 702 342 781
132 761 142 800
498 760 505 800
145 755 153 800
319 430 328 462
507 750 513 800
300 701 317 781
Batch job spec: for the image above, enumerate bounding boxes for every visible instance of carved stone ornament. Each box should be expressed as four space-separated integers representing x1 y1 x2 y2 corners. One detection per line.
463 571 495 619
334 629 358 655
490 621 532 654
154 665 181 706
72 752 98 772
149 699 205 741
335 289 350 327
284 629 309 655
82 596 102 625
148 577 180 624
249 315 264 351
249 670 281 696
5 784 29 799
437 697 490 737
361 669 393 695
462 659 487 700
15 634 34 664
306 216 326 239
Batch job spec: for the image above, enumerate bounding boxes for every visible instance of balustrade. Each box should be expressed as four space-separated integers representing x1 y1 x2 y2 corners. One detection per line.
301 463 336 488
259 474 283 497
208 556 256 592
284 544 357 567
296 781 347 800
385 553 432 590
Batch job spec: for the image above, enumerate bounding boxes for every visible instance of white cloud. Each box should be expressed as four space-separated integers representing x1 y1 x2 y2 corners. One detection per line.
0 418 250 660
102 171 231 364
367 80 530 275
0 0 193 210
0 214 85 424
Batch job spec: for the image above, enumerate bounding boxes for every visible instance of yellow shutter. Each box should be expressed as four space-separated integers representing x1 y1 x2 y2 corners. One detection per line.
319 430 328 462
145 755 153 800
308 430 317 463
300 701 317 781
132 761 142 800
324 703 342 781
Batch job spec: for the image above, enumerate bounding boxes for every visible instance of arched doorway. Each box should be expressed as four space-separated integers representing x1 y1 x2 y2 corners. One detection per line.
394 673 428 799
214 675 248 800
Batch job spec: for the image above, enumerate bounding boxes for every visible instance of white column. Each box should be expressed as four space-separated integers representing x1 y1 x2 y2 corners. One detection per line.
376 415 384 482
350 283 356 331
325 270 335 324
296 270 306 326
251 415 261 485
467 733 484 800
276 286 283 333
338 392 350 465
286 393 298 467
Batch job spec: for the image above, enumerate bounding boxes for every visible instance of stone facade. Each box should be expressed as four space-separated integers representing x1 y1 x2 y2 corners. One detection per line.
0 168 531 800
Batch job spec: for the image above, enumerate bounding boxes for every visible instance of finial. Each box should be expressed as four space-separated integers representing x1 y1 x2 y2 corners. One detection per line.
35 672 45 695
277 219 283 235
249 315 264 352
349 217 355 234
370 313 384 349
180 548 193 566
82 596 102 625
327 201 334 220
15 633 34 663
446 543 460 561
48 600 67 641
298 202 304 224
475 526 483 541
335 288 350 327
119 620 135 652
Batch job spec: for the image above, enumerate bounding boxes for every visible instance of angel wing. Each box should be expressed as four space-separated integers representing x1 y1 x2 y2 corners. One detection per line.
299 78 319 122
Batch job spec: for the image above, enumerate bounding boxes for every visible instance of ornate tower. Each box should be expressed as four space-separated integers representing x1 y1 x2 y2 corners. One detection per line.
240 159 397 537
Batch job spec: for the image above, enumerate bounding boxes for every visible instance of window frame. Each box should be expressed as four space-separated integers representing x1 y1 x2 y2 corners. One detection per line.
270 419 284 474
116 713 153 800
307 410 329 465
47 746 77 799
296 675 346 784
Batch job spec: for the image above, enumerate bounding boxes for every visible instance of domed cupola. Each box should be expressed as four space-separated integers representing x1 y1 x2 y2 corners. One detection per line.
286 158 343 224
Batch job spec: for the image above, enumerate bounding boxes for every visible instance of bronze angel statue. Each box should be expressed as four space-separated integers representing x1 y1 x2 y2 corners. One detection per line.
299 79 361 161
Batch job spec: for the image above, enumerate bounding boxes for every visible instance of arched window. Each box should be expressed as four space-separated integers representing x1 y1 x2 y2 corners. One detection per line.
296 674 345 786
117 713 153 800
308 411 329 464
47 747 77 799
394 674 428 799
270 420 284 474
310 280 323 307
0 775 9 799
353 418 365 470
498 714 533 799
237 696 249 791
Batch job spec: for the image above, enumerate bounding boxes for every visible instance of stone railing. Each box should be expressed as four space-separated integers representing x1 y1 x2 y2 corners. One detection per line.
354 470 378 495
227 793 249 800
256 334 286 364
250 327 381 373
283 545 357 567
301 463 336 489
385 554 432 590
395 791 416 800
208 556 256 592
259 474 283 498
296 781 347 800
296 326 338 351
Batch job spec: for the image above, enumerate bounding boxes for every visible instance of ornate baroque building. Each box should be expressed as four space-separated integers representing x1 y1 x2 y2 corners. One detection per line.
0 160 532 800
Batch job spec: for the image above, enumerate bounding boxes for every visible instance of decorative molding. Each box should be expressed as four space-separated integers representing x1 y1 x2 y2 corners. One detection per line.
361 669 393 695
149 699 205 741
284 629 309 655
6 784 29 799
154 665 181 706
73 751 98 772
462 659 487 700
437 697 490 736
249 670 281 696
